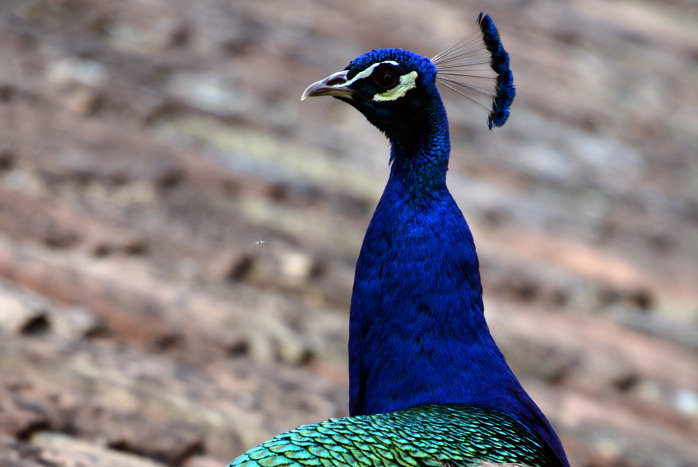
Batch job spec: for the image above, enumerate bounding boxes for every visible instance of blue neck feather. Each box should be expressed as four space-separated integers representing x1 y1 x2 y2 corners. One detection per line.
348 93 568 466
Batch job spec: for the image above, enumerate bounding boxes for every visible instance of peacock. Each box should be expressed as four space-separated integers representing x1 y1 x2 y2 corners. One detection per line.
230 13 569 467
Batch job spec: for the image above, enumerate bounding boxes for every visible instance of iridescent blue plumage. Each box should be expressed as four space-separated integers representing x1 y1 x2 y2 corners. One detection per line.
231 13 567 467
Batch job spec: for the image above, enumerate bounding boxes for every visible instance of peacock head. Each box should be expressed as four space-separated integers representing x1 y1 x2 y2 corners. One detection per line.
302 13 516 134
302 49 440 140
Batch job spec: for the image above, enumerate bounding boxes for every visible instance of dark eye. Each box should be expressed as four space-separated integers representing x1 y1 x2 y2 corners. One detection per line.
372 65 399 90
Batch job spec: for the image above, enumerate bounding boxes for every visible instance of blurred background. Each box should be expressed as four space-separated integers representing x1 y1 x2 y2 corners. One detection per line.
0 0 696 465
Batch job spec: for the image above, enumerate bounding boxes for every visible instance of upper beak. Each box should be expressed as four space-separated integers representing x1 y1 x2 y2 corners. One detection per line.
301 70 355 101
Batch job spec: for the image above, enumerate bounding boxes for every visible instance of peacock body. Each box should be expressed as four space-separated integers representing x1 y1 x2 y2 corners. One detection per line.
230 13 569 467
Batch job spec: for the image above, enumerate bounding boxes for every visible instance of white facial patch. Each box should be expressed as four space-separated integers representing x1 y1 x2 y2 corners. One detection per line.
373 70 419 102
342 60 399 87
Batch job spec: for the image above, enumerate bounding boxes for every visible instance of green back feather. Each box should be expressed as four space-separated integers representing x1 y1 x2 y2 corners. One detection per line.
230 405 553 466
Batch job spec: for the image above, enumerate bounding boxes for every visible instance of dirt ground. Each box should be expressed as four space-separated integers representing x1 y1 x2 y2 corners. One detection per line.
0 0 696 466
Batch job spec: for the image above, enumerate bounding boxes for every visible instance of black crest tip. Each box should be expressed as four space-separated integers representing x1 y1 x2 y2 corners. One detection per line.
477 13 515 129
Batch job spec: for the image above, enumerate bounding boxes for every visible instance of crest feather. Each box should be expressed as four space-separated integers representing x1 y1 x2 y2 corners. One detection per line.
432 13 515 129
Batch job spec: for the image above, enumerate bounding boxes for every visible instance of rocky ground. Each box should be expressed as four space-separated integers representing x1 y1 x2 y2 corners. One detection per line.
0 0 696 466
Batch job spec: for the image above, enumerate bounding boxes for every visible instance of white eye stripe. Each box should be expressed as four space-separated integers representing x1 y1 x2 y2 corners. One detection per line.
373 70 418 102
344 60 399 87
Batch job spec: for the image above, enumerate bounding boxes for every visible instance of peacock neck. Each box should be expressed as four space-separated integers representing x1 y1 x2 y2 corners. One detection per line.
385 99 450 200
349 175 512 416
351 98 496 412
348 97 568 465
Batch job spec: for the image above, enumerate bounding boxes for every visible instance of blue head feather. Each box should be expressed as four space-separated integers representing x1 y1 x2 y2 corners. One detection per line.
339 49 444 163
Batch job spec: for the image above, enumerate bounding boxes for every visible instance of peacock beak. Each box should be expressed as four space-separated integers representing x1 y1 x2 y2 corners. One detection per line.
301 70 356 101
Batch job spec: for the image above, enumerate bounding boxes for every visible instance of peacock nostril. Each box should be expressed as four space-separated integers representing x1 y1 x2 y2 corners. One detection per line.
326 76 346 86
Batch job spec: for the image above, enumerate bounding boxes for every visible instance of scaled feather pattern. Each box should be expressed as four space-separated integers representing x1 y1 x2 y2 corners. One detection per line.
232 405 552 466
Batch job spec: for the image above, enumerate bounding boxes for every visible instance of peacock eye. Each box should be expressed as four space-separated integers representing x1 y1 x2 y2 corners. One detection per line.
371 65 400 90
